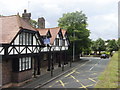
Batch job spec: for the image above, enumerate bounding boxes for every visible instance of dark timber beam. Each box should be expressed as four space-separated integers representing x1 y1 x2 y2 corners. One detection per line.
66 50 68 64
51 52 54 77
34 56 37 77
47 47 51 71
37 54 41 75
61 51 64 71
58 53 61 67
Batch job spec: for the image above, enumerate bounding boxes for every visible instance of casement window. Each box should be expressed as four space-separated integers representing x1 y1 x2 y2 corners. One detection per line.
19 33 23 45
19 57 32 71
19 32 33 45
55 38 59 46
23 32 26 45
29 33 32 45
26 33 29 45
59 39 63 46
62 39 65 46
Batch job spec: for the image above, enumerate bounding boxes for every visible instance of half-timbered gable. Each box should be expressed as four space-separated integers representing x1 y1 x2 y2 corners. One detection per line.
49 27 63 51
0 15 44 57
9 29 43 55
36 28 51 52
61 29 70 50
0 15 44 86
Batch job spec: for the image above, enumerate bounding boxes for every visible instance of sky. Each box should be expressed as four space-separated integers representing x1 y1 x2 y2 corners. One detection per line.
0 0 119 40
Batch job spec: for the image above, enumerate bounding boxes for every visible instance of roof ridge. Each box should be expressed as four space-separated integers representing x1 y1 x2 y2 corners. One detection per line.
0 15 18 18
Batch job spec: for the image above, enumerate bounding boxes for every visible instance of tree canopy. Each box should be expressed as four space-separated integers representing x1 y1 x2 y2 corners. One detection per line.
107 39 119 53
117 38 120 49
30 19 38 28
58 11 91 56
58 11 89 40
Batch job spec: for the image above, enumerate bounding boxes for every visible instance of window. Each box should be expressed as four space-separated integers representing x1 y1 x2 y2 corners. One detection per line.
19 57 32 71
19 33 23 45
55 38 59 46
59 39 63 46
29 34 32 45
62 39 65 46
26 33 29 45
22 33 26 45
19 32 33 45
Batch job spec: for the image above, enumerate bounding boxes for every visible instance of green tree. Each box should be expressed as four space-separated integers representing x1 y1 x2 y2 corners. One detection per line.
107 39 119 56
30 19 38 28
117 38 120 49
91 38 106 55
91 41 98 55
96 38 106 54
58 11 91 58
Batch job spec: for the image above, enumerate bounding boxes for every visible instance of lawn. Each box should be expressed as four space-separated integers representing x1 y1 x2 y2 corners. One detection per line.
95 51 119 88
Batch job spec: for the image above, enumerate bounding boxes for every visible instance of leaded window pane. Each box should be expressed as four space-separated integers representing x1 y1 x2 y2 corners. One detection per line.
29 57 31 69
19 58 22 71
23 33 26 45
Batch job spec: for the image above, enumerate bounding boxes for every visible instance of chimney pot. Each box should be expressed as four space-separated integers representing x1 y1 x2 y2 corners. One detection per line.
24 9 27 13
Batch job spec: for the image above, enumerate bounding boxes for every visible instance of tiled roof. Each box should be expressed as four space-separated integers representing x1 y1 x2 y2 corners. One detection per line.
36 28 49 36
0 15 36 44
61 29 67 36
48 27 61 45
37 27 67 45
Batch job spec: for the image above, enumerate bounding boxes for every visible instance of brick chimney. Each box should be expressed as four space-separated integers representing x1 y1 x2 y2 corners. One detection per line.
22 9 31 23
38 17 45 29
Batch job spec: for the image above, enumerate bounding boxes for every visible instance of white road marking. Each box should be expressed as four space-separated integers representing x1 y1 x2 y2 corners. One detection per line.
89 60 101 71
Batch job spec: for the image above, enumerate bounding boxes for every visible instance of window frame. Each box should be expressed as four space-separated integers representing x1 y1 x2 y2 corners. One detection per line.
19 57 32 72
55 38 59 46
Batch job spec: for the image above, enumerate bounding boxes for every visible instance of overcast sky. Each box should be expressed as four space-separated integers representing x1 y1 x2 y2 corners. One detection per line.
0 0 119 40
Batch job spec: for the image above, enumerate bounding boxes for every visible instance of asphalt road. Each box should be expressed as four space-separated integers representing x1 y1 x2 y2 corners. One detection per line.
41 57 110 89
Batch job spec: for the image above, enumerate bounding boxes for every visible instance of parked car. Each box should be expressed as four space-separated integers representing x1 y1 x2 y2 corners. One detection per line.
100 54 109 59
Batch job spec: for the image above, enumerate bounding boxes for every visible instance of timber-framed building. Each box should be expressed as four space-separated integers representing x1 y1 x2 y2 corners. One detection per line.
0 10 70 87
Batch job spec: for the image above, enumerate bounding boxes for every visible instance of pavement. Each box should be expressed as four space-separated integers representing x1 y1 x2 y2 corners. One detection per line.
20 58 90 89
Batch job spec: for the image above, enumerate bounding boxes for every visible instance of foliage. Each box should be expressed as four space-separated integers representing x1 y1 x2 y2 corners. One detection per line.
58 11 91 56
106 39 119 55
91 38 106 54
117 38 120 49
96 38 106 54
101 51 110 55
30 19 38 28
91 41 98 54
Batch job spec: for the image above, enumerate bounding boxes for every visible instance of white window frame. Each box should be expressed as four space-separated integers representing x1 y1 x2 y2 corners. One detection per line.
19 57 32 71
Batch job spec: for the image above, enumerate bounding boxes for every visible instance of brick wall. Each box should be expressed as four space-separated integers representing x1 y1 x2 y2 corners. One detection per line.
12 70 32 83
2 60 12 85
2 58 33 85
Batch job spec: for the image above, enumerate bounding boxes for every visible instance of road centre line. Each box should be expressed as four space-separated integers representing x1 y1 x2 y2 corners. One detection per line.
89 60 101 71
65 60 91 78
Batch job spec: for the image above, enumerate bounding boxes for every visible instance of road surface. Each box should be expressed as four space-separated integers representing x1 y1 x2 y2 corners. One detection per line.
41 57 110 88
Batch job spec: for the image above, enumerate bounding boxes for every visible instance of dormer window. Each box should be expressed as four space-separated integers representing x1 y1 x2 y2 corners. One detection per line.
62 39 65 46
19 32 33 45
56 38 59 46
59 38 63 46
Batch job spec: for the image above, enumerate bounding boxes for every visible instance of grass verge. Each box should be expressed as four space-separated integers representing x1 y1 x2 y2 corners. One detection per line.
95 51 119 88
